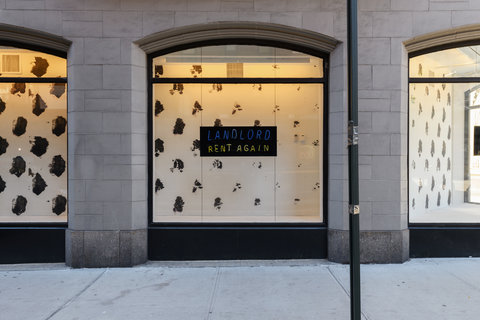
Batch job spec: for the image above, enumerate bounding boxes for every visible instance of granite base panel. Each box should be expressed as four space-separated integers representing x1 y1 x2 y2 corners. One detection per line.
328 229 409 264
66 229 148 268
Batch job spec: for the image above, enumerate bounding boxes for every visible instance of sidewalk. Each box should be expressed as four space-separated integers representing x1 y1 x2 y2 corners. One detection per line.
1 258 479 320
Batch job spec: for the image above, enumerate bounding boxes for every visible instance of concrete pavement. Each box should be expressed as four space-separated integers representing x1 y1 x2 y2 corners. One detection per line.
0 258 479 320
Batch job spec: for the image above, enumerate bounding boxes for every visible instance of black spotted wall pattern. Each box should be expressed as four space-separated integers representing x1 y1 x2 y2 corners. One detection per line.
409 82 452 216
153 82 323 222
0 82 67 222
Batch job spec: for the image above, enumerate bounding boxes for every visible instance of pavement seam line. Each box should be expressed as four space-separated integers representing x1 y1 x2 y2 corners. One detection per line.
44 269 108 320
206 267 221 320
327 266 372 320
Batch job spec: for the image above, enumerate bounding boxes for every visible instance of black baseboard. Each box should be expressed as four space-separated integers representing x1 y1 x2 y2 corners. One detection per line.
410 227 480 258
0 228 65 264
148 226 327 260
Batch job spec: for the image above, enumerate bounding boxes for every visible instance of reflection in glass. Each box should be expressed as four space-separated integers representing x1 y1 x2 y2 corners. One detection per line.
152 45 323 79
0 47 66 78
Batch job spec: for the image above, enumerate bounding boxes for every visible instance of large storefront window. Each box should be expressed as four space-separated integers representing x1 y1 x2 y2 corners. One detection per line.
409 45 480 223
0 46 67 223
151 45 325 223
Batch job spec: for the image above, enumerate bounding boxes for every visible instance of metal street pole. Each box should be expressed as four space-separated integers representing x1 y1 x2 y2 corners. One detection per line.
347 0 361 319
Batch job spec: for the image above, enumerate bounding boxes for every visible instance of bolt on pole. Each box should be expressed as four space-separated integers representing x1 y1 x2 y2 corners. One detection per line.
347 0 361 319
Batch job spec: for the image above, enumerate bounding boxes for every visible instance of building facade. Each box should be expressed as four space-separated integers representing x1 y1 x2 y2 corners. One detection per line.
1 0 480 267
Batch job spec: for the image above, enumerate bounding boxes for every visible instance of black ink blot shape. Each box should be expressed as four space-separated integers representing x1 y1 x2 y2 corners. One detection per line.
447 125 451 140
0 136 9 155
192 179 203 193
155 179 164 193
418 63 422 76
425 86 429 96
155 100 164 116
30 136 49 157
52 195 67 215
442 108 446 122
425 194 429 209
254 120 261 127
192 101 203 115
425 159 429 171
313 182 320 190
274 105 280 113
313 140 320 146
10 156 26 177
442 141 446 157
155 65 163 77
155 139 164 157
418 103 422 115
52 116 67 136
447 93 451 106
293 121 300 128
233 183 242 192
32 173 47 195
418 179 423 193
437 89 441 102
50 83 66 98
294 198 300 204
31 57 49 77
12 117 27 136
431 176 435 191
28 168 34 177
0 176 5 193
448 190 451 205
430 140 435 157
442 83 446 91
28 89 34 97
412 160 415 170
214 119 223 127
437 158 441 171
212 159 223 169
442 174 446 190
254 198 261 206
431 105 435 119
412 119 415 127
425 122 428 135
412 198 415 209
437 123 441 137
437 192 441 206
32 94 47 116
173 196 185 213
190 65 202 76
212 83 223 92
447 158 451 171
12 195 27 215
232 103 242 115
49 155 66 177
173 118 185 134
10 83 26 95
170 159 184 172
191 139 200 152
169 83 184 95
0 97 5 114
214 197 223 210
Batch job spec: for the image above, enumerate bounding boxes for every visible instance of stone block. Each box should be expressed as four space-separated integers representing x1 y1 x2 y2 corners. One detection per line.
85 0 120 10
67 38 84 66
103 164 131 180
328 229 409 263
358 111 372 133
71 155 104 179
68 89 85 112
85 38 122 65
237 11 270 22
119 229 147 266
328 200 349 230
359 0 390 11
392 0 428 10
329 112 346 134
390 133 407 156
132 201 148 229
142 12 174 36
69 111 103 134
413 11 451 35
174 11 208 27
254 0 287 11
102 65 130 90
69 65 102 90
22 10 62 34
70 214 104 231
329 179 348 202
65 230 84 267
358 38 390 65
359 164 372 180
372 12 413 37
359 133 390 155
221 0 254 11
85 134 123 155
302 12 335 36
102 112 131 133
132 112 147 134
6 0 44 9
46 0 84 10
103 11 142 37
206 11 239 22
390 38 408 67
86 180 123 201
83 231 119 267
69 180 86 203
333 11 346 39
373 65 402 90
359 179 401 202
371 155 401 181
85 98 122 112
187 0 220 10
358 65 372 89
132 179 147 201
372 214 406 230
62 11 102 21
329 133 346 155
372 201 404 215
430 1 469 10
63 21 102 37
372 111 401 133
103 201 133 229
359 97 390 112
452 10 480 27
359 12 373 37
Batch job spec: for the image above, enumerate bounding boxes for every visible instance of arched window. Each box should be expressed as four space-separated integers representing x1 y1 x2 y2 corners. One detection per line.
150 44 326 223
409 44 480 223
0 45 67 223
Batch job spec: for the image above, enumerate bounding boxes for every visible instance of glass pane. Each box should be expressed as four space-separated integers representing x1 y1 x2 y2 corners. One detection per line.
153 83 323 223
0 47 66 78
152 45 323 78
410 45 480 78
0 82 67 223
409 82 480 223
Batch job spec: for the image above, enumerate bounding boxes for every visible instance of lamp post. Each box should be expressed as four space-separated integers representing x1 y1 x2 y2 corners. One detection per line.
347 0 361 319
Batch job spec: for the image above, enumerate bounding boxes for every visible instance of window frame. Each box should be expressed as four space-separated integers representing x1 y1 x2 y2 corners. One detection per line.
147 40 330 228
0 41 68 228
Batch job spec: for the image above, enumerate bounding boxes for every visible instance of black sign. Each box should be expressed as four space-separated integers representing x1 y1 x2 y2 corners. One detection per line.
200 126 277 157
